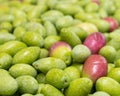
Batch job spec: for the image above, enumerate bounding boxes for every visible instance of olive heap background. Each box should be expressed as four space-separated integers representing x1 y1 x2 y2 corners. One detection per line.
0 0 120 96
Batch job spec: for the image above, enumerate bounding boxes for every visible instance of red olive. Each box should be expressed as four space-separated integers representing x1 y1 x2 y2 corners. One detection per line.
83 32 106 54
82 54 108 83
104 17 119 32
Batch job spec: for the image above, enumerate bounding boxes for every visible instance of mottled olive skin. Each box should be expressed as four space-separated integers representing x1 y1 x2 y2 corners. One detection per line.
0 32 16 44
0 52 12 69
41 84 64 96
13 47 40 64
96 77 120 96
16 75 39 94
65 78 93 96
9 63 37 78
0 40 27 56
0 69 18 96
32 57 66 74
46 68 70 89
